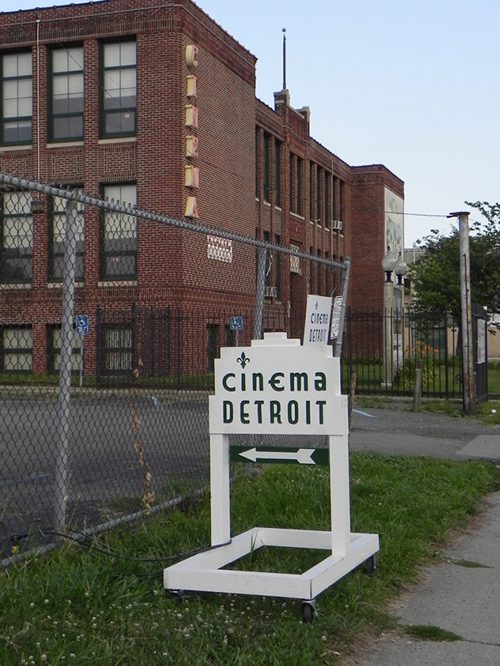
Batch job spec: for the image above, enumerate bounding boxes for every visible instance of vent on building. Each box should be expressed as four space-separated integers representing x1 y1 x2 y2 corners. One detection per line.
264 285 278 298
290 245 301 274
332 220 343 231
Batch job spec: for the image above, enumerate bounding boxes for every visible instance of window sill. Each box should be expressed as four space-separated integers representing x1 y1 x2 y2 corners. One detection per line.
0 144 32 152
98 137 137 145
0 283 32 290
290 212 305 221
47 141 84 148
98 280 137 287
47 281 84 288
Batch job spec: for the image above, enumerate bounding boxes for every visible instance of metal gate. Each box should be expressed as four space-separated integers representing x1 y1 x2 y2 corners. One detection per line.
472 304 488 403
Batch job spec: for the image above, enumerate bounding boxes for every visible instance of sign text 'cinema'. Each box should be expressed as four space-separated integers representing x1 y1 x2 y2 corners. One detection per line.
220 368 328 427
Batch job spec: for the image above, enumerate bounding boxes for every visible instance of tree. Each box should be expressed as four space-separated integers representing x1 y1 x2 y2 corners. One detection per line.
408 201 500 324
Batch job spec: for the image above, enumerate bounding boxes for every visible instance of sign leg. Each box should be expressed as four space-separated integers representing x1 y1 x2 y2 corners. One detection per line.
330 432 350 556
210 434 231 545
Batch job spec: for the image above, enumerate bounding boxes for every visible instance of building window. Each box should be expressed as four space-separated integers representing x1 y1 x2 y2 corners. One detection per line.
263 132 271 203
100 325 133 375
309 245 315 294
207 323 219 373
274 138 282 207
1 51 32 145
263 230 271 287
289 153 296 213
101 183 137 280
325 251 331 295
339 179 345 226
275 233 281 300
101 40 136 138
49 190 84 282
317 250 322 295
309 163 315 221
297 157 303 216
1 326 32 372
255 128 260 199
333 176 338 223
317 167 323 225
49 46 84 142
1 191 32 283
48 325 81 373
325 173 331 229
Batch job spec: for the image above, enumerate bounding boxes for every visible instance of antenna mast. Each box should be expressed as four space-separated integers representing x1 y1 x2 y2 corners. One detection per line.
282 27 287 90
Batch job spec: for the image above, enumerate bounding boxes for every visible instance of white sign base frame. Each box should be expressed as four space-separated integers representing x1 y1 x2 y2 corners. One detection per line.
164 526 378 601
164 433 379 604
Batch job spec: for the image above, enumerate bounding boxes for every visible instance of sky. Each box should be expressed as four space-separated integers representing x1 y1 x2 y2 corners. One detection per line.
4 0 500 246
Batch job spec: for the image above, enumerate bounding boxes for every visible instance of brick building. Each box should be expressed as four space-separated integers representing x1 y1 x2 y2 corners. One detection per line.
0 0 404 379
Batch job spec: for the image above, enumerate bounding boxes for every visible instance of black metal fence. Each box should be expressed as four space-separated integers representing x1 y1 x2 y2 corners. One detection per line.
344 308 463 398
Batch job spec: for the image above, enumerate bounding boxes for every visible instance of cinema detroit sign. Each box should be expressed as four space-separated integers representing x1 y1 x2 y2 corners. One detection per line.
209 333 346 436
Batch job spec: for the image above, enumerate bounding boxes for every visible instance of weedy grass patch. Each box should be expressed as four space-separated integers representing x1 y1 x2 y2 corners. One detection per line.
1 454 499 665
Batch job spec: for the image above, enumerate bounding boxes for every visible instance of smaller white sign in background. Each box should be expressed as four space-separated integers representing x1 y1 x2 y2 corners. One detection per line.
303 295 332 346
330 296 343 340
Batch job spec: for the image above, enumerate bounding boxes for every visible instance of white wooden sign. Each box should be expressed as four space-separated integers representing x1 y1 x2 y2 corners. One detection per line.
303 295 332 345
209 334 342 435
164 333 379 617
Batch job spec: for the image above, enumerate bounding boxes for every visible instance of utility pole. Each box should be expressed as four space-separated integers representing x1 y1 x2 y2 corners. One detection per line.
448 211 476 414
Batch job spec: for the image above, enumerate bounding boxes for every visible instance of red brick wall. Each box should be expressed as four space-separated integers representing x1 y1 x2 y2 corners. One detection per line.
351 165 404 310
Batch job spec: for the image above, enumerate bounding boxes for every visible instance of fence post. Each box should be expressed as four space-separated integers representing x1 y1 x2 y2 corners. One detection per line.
413 358 422 410
53 198 78 536
253 246 267 340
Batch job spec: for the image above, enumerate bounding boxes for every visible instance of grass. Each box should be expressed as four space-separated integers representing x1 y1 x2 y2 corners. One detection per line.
403 624 462 641
488 361 500 394
354 394 500 426
1 454 499 665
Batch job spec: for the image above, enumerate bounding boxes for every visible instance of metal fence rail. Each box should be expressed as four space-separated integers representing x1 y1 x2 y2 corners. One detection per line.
0 173 347 561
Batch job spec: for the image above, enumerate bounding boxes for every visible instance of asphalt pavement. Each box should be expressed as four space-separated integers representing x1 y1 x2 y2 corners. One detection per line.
347 405 500 666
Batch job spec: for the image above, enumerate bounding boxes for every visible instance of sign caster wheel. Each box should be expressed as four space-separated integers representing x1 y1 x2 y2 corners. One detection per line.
166 589 185 601
363 554 377 575
301 600 316 623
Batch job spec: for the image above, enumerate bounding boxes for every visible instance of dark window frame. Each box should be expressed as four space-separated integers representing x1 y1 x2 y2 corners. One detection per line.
297 157 303 216
263 132 271 203
274 138 282 207
309 162 315 221
255 127 260 199
325 172 331 229
339 179 345 224
0 190 33 283
100 182 137 281
317 167 323 225
48 45 84 143
1 50 32 146
0 325 32 373
100 39 136 139
48 187 85 282
47 324 81 374
289 153 296 213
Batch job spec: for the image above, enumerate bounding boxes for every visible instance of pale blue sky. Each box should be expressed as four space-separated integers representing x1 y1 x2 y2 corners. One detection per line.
4 0 500 245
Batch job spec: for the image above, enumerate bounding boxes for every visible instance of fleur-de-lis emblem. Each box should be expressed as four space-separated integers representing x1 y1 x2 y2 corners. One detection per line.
237 352 250 369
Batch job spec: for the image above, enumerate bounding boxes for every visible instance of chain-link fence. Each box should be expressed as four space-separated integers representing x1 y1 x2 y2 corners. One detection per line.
0 173 348 562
